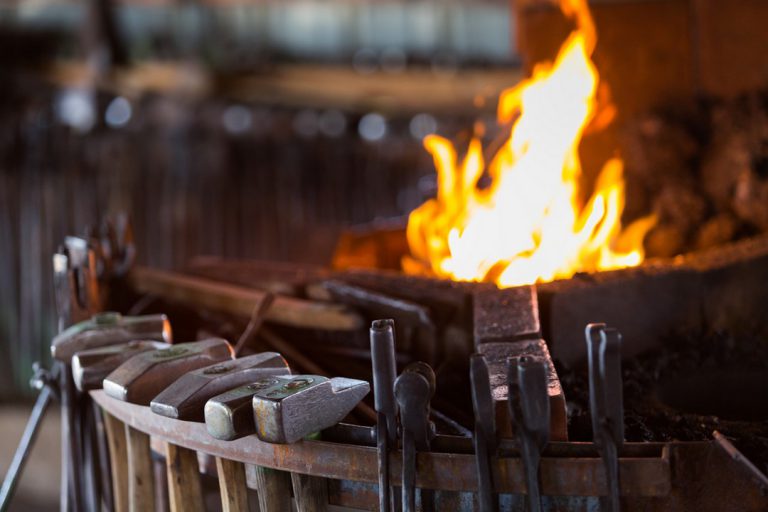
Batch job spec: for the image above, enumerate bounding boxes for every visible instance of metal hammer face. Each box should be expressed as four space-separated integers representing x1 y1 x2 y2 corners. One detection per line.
72 340 170 392
51 311 172 362
103 338 233 405
150 352 290 421
205 378 285 441
252 375 370 444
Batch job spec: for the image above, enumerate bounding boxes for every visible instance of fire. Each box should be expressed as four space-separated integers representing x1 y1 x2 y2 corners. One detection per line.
404 0 657 286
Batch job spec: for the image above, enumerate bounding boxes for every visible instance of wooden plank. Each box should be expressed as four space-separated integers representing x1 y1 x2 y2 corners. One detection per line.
128 266 363 331
125 424 155 512
102 411 129 512
165 443 204 512
245 465 292 512
291 473 329 512
216 457 250 512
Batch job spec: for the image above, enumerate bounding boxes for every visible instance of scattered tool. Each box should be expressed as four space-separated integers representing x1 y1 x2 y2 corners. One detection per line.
507 355 550 512
86 214 136 278
151 352 290 421
585 324 624 512
252 375 369 444
394 362 436 512
470 354 498 512
51 311 171 362
53 236 101 332
205 377 285 440
326 280 438 365
370 318 398 512
72 340 170 392
103 338 233 404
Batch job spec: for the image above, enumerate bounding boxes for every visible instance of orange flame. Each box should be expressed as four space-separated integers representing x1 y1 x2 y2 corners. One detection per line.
404 0 656 286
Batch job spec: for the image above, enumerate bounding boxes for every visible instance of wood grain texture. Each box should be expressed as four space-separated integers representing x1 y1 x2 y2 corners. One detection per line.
216 457 250 512
291 472 329 512
103 411 129 512
129 266 363 331
165 443 204 512
125 424 155 512
245 464 292 512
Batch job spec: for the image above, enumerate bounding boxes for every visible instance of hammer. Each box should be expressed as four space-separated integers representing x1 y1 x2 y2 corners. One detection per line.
103 338 233 405
72 340 170 392
52 311 171 362
205 377 285 441
251 375 370 444
151 352 290 421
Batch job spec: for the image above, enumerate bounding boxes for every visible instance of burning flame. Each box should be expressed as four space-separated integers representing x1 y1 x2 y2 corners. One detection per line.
405 0 656 286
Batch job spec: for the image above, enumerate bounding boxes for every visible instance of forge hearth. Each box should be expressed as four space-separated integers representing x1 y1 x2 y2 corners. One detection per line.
96 220 768 510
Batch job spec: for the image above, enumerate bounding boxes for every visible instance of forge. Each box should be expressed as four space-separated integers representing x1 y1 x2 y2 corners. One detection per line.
1 0 768 511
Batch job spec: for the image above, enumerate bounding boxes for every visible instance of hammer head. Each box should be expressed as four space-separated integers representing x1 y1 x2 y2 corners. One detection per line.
72 340 170 392
51 311 172 362
205 377 284 441
252 375 369 444
103 338 233 405
150 352 290 421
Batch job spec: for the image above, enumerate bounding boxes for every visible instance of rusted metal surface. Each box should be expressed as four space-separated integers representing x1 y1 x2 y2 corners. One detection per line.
51 311 171 362
332 268 491 327
73 340 170 392
712 431 768 494
324 279 438 364
129 266 363 332
538 233 768 367
206 379 285 441
103 339 233 405
323 280 433 329
260 326 378 424
151 352 290 421
477 340 567 442
473 285 541 346
91 390 671 496
251 376 370 444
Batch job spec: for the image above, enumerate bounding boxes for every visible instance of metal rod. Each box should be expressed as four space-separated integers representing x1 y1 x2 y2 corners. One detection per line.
0 386 54 512
233 292 274 356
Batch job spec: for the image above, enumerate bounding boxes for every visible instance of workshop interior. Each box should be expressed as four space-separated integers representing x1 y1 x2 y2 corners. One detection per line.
1 0 767 510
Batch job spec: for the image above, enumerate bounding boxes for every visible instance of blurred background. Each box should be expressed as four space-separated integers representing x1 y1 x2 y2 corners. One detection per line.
0 0 520 399
0 3 516 508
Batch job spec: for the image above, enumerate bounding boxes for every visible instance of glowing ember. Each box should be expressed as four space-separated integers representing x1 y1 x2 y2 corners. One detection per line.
404 0 657 286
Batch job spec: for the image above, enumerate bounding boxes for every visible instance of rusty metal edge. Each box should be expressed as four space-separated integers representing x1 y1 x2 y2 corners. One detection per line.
92 390 672 496
712 431 768 492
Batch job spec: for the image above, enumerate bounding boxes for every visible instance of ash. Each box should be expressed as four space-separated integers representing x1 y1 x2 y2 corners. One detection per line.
558 330 768 474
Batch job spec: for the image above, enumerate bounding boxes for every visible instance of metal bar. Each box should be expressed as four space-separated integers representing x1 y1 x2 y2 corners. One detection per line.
0 386 54 512
91 390 673 496
233 293 274 356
